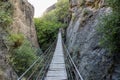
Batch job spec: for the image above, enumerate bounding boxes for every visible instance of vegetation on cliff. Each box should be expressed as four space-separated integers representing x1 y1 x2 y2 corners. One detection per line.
35 0 69 51
99 0 120 54
0 1 38 76
0 0 13 28
8 33 37 76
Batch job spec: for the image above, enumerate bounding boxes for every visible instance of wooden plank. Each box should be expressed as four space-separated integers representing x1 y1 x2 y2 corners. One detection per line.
45 77 67 80
45 32 67 80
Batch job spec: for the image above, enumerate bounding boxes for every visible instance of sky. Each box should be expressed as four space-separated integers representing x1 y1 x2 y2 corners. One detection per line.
28 0 57 18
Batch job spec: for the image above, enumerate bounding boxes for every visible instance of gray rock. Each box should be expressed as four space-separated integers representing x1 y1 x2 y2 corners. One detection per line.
66 0 114 79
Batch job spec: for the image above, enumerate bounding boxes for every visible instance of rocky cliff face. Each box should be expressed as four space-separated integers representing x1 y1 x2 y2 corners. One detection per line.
0 42 17 80
45 4 56 13
66 0 116 80
10 0 39 47
0 0 39 79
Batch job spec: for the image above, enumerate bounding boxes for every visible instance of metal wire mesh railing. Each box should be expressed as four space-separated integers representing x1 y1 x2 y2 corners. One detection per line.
17 30 83 80
17 40 56 80
62 41 84 80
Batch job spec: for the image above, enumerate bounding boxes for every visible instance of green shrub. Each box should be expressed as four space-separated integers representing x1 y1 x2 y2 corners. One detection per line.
7 33 24 48
34 0 69 51
34 18 63 51
98 0 120 54
55 0 69 21
0 1 13 28
10 40 37 76
107 0 120 12
7 33 37 76
0 11 12 27
98 13 120 53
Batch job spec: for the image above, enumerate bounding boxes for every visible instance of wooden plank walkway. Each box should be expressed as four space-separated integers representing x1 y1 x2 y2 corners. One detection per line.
45 32 67 80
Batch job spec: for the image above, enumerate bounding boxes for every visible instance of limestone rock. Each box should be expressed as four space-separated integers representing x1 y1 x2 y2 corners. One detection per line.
10 0 39 47
66 0 115 80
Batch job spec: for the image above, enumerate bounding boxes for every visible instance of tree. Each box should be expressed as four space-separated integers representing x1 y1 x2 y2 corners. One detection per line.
98 0 120 53
34 0 69 51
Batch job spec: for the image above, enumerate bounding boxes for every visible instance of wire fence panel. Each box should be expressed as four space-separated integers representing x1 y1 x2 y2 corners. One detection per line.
17 30 84 80
62 41 84 80
17 40 56 80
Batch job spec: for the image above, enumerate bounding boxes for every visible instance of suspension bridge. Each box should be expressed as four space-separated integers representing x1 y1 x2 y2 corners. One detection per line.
17 30 84 80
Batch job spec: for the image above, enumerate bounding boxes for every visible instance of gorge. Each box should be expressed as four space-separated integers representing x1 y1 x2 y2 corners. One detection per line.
0 0 120 80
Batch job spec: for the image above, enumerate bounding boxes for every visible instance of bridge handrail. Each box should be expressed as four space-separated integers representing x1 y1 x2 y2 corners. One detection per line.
17 40 56 80
62 42 84 80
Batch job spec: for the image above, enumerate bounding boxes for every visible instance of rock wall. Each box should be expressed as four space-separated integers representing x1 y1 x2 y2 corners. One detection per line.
0 41 17 80
66 0 115 80
45 4 56 13
10 0 39 47
0 0 39 79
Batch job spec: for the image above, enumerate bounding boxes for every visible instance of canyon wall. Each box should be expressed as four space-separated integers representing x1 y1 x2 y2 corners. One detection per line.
0 0 39 79
66 0 119 80
10 0 39 47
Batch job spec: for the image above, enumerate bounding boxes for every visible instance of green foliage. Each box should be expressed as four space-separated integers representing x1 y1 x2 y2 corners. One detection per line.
34 18 63 50
7 33 37 76
55 0 69 21
10 39 37 76
43 10 58 22
0 1 13 28
8 33 24 48
0 11 12 27
98 14 120 53
98 0 120 54
34 0 69 51
107 0 120 12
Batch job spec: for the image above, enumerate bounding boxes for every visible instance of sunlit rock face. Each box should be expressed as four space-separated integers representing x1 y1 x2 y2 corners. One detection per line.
10 0 39 48
66 0 118 80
